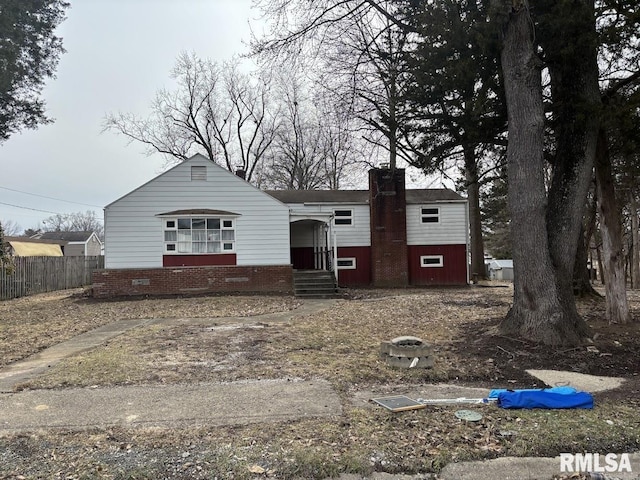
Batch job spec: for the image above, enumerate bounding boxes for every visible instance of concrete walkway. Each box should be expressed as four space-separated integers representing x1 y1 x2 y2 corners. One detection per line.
0 379 341 431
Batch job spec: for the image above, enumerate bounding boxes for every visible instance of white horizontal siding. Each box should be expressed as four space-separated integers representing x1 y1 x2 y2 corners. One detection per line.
105 155 290 268
285 203 370 247
406 203 468 246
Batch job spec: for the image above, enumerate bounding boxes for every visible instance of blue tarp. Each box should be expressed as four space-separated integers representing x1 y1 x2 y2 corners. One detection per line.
489 387 594 410
488 386 578 398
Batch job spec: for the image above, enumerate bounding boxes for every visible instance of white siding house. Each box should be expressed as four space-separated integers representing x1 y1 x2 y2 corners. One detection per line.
104 155 290 269
98 160 468 295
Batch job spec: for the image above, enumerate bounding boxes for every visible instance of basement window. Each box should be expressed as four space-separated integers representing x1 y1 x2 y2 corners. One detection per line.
336 258 357 270
420 255 444 268
421 207 440 223
333 209 353 226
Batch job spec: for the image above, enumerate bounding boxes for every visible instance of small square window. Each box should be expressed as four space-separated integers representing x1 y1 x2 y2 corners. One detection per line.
165 220 176 229
223 219 233 228
334 209 353 226
223 243 234 251
192 218 205 229
421 207 440 223
166 244 176 251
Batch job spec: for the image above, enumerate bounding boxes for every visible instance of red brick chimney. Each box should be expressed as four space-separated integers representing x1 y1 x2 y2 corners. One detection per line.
369 167 409 287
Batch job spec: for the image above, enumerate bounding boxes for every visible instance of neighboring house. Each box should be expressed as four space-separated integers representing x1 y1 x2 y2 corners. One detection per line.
488 259 514 281
4 237 64 257
38 231 103 256
95 154 469 297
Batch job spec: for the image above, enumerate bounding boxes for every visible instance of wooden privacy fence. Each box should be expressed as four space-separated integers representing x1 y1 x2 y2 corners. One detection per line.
0 256 104 300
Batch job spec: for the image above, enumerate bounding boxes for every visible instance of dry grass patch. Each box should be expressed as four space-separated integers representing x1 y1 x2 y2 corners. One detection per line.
23 288 513 390
4 285 640 478
0 289 300 368
1 400 639 479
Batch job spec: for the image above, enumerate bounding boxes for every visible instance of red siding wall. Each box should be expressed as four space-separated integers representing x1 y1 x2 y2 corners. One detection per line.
92 265 293 298
291 247 315 270
163 254 237 267
336 246 371 287
408 245 468 286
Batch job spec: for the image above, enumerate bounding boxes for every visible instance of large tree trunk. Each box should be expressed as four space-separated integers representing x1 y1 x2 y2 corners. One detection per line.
464 146 486 281
498 3 588 345
595 128 631 324
541 0 601 324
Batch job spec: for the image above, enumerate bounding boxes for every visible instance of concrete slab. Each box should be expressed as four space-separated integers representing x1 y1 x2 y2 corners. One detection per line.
438 453 640 480
526 369 625 393
0 379 341 431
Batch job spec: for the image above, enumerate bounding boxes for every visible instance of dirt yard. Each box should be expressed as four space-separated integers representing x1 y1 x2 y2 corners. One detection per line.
1 285 639 479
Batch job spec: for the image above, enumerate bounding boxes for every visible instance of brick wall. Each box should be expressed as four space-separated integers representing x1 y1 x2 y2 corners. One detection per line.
369 168 409 287
92 264 294 298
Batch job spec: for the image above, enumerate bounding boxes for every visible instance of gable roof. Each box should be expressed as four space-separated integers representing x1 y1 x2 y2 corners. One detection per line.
266 188 464 204
39 231 95 242
105 154 288 210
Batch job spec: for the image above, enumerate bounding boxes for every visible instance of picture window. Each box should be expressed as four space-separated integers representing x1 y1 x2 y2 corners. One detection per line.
164 217 235 254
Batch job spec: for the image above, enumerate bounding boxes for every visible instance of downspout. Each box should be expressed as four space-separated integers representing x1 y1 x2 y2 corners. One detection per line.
465 200 471 284
333 227 338 285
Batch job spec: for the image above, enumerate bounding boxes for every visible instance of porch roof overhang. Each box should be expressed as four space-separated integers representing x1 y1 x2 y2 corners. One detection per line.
289 210 333 224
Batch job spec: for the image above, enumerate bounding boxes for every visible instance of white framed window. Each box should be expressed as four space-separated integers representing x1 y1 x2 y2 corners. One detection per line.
336 257 356 269
191 166 207 181
164 217 235 254
333 209 354 226
421 207 440 223
420 255 444 268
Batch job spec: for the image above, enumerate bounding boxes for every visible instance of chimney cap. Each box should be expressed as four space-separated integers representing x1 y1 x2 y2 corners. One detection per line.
234 167 246 180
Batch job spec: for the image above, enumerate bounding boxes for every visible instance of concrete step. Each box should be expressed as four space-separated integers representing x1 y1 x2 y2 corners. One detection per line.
293 270 339 298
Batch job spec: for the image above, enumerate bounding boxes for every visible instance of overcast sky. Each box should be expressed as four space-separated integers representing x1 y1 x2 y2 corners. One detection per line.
1 0 259 232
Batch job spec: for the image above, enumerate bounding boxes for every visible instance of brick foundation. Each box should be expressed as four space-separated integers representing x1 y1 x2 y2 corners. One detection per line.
92 265 294 298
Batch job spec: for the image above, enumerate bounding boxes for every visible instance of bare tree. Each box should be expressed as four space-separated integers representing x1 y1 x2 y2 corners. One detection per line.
261 68 365 190
42 210 103 239
254 0 417 170
0 220 22 236
104 53 279 183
